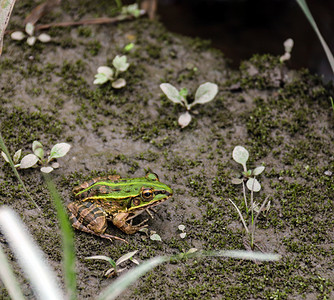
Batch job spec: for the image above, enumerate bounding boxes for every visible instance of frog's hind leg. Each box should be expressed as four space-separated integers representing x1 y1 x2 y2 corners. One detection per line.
67 201 127 243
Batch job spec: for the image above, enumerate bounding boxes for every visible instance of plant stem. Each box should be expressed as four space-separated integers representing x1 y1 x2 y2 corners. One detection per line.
242 181 248 214
250 177 255 250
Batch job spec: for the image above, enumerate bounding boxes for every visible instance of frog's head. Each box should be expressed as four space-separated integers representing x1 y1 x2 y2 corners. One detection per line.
127 173 173 212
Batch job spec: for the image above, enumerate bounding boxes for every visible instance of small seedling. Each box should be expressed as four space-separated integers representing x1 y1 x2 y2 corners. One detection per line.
2 141 71 173
229 145 270 250
121 4 143 18
280 38 294 62
11 23 51 46
150 233 162 241
86 250 139 277
1 149 22 168
93 55 130 89
124 42 135 52
160 82 218 128
178 224 186 239
139 228 162 241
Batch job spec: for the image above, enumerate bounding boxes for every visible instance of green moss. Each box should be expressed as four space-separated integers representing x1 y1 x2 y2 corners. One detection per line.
0 107 63 152
85 40 101 56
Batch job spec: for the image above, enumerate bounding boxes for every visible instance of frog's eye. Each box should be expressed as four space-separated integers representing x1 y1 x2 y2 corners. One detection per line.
141 188 153 201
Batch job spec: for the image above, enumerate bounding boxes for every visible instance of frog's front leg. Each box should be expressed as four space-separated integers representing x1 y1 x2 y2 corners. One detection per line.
67 201 126 243
112 212 148 234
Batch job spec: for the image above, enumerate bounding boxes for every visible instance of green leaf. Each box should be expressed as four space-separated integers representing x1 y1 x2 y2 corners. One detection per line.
49 143 71 160
97 66 114 79
1 150 10 163
94 73 109 85
124 43 134 52
0 132 39 209
150 233 162 241
86 255 117 269
231 178 243 185
116 250 138 266
180 232 187 239
178 111 192 128
232 146 249 169
41 166 54 173
13 149 22 164
111 78 126 89
191 82 218 108
20 154 39 169
0 0 17 55
98 256 168 300
253 166 265 176
25 22 34 36
44 175 77 300
26 36 36 46
112 55 130 72
160 83 182 104
10 31 25 41
203 250 280 261
32 141 44 160
0 245 25 300
178 224 185 231
246 178 261 192
0 207 65 299
179 88 188 98
296 0 334 74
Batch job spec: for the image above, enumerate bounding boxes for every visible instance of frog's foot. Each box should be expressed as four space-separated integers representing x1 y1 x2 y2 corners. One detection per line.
67 202 127 243
113 212 149 234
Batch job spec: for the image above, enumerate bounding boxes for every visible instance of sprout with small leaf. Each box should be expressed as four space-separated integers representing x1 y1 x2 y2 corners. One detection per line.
11 23 51 46
228 145 270 250
2 141 71 173
280 38 294 62
94 55 130 89
178 224 187 239
160 82 218 128
86 250 139 277
121 4 143 18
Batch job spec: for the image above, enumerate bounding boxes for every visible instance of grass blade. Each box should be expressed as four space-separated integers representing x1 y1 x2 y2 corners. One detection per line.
296 0 334 73
0 245 25 300
0 132 40 210
0 207 64 300
201 250 281 261
44 174 77 300
227 198 249 233
0 0 16 55
98 256 168 300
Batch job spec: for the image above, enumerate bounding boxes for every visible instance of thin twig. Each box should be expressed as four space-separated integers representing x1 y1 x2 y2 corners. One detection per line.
5 10 146 35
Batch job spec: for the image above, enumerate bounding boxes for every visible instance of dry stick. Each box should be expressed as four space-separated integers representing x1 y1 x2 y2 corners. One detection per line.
5 11 146 35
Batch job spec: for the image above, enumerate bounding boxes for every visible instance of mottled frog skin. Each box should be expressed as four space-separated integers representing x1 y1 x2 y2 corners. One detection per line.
67 172 173 242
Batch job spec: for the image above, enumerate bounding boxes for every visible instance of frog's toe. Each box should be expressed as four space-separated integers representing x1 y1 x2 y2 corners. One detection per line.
100 233 128 243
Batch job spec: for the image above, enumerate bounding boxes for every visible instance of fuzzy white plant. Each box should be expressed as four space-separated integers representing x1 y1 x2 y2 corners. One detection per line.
160 82 218 128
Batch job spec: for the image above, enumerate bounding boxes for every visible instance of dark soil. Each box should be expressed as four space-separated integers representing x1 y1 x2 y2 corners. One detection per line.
0 1 333 299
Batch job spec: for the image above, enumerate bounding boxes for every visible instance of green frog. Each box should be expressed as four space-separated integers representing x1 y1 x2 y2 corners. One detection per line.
68 172 173 242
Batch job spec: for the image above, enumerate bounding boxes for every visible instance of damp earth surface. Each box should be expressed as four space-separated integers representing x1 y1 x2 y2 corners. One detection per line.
0 1 333 299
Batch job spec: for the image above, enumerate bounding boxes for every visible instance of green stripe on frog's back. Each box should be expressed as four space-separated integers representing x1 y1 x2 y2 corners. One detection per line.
74 176 172 200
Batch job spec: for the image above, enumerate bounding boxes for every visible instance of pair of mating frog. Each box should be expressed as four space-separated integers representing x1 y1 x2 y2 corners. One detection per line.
68 172 173 242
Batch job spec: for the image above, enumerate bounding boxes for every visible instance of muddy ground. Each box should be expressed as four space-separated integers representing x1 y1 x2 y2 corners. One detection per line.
0 1 333 299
